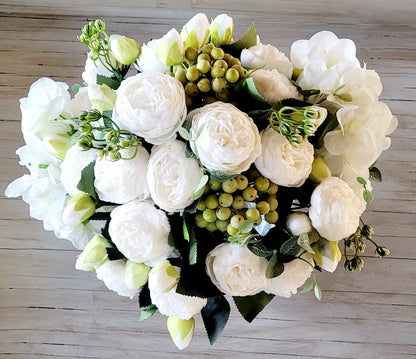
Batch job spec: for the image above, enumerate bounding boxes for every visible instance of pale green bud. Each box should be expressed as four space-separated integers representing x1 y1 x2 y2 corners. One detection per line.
124 260 150 289
42 133 71 160
309 156 332 183
157 28 185 66
312 238 342 273
62 192 95 226
181 13 210 49
75 234 112 272
148 260 179 293
210 14 234 46
167 316 195 350
88 84 116 113
109 34 141 65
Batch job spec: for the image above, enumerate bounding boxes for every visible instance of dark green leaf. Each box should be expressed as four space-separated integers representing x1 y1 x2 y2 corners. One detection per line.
138 284 151 308
280 236 301 256
315 237 332 259
76 161 98 201
185 144 196 159
209 171 238 183
310 112 338 149
168 232 175 247
183 218 190 242
87 212 111 221
247 241 275 258
96 74 121 90
106 247 125 260
222 24 257 55
201 296 230 345
369 166 382 182
139 304 158 321
233 291 275 323
266 253 284 278
301 281 314 293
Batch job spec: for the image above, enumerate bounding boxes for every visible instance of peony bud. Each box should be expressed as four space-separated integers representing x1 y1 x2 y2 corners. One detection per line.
167 316 195 350
180 13 210 49
75 234 112 272
109 34 141 65
124 260 150 289
148 260 179 293
88 84 116 113
42 133 71 160
157 29 185 66
311 237 342 273
210 14 234 46
286 212 312 236
62 192 95 226
309 156 332 183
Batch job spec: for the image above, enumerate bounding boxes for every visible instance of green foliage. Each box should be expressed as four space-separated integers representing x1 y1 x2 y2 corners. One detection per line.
265 253 284 279
209 171 238 183
297 233 315 254
245 77 268 104
201 296 231 345
369 166 382 182
76 161 98 201
233 291 275 323
222 23 257 56
139 304 158 321
96 74 121 90
280 236 301 256
247 240 275 258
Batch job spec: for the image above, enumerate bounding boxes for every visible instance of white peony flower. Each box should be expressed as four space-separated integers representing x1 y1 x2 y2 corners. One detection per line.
108 200 171 265
189 102 261 174
181 13 210 49
96 259 139 299
255 128 314 187
112 73 187 145
60 144 97 196
241 43 293 79
309 176 363 242
147 140 201 213
264 253 313 298
82 52 120 85
250 69 301 104
205 243 268 296
135 38 170 73
286 212 312 236
94 146 150 204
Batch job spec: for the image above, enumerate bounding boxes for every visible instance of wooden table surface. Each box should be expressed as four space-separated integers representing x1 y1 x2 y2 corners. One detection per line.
1 1 415 358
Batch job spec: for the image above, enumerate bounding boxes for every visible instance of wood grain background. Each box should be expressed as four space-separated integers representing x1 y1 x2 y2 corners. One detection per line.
0 1 415 358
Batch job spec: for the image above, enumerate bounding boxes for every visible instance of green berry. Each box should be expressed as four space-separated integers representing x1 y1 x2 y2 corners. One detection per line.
195 213 208 228
198 53 211 62
185 47 198 62
232 195 245 209
203 208 217 223
174 67 187 83
246 208 260 221
215 90 229 102
265 210 279 224
197 78 211 92
248 168 261 180
227 57 241 67
227 223 239 235
242 187 257 201
205 194 219 209
196 199 206 211
266 196 278 211
211 65 226 78
216 219 229 232
255 176 270 192
219 193 233 207
216 206 231 220
257 201 271 215
267 183 278 195
203 96 217 105
222 178 238 193
209 179 222 191
186 66 200 82
230 214 245 228
197 59 211 74
225 68 240 83
253 217 262 226
211 47 224 60
212 77 226 93
201 43 214 54
207 222 217 232
235 175 248 190
185 82 199 97
213 59 228 70
185 95 193 108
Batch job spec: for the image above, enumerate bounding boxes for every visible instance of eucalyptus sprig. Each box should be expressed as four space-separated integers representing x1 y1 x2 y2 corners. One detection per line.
75 109 142 160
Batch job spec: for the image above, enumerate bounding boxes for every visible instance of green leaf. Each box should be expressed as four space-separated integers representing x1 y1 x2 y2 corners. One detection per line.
337 93 353 102
356 176 367 186
76 161 98 201
183 218 190 242
87 212 111 221
280 236 301 256
139 304 158 321
209 171 238 183
266 253 284 279
364 190 374 204
178 127 190 141
96 74 121 90
247 241 275 258
311 112 338 149
71 83 81 94
369 166 382 182
189 230 197 265
315 237 332 259
238 220 254 234
297 233 315 254
222 23 257 55
196 123 206 139
233 291 275 323
314 283 322 300
245 77 268 104
168 232 175 247
185 144 197 159
201 296 230 345
301 281 314 294
193 174 209 200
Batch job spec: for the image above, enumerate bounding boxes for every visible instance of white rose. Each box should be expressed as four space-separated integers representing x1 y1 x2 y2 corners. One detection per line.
108 200 171 265
286 212 312 236
112 73 187 145
94 146 150 204
20 77 70 145
96 259 139 299
189 102 261 174
309 176 363 242
60 144 97 196
205 243 268 296
135 38 170 73
255 128 314 187
250 69 301 104
149 266 207 320
241 43 293 79
264 253 313 298
82 52 120 85
147 140 201 213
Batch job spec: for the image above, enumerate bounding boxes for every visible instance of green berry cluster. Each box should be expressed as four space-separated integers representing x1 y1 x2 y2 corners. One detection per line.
172 43 248 109
194 168 279 238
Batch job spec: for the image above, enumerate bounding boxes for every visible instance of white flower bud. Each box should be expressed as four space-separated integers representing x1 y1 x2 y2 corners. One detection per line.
286 212 312 236
311 238 342 272
75 234 111 272
157 28 184 66
210 14 234 46
124 260 150 289
167 316 195 350
109 34 141 65
148 260 179 293
88 84 116 113
42 133 71 160
62 192 95 226
309 156 332 183
181 13 210 49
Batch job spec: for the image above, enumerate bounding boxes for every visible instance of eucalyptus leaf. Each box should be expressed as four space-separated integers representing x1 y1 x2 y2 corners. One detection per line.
364 190 374 204
209 171 238 183
247 241 275 258
297 233 315 254
76 161 98 201
314 283 322 300
233 291 274 323
280 236 301 256
356 176 367 186
266 254 284 278
139 304 158 321
178 127 191 141
238 220 254 234
301 281 314 293
201 296 231 345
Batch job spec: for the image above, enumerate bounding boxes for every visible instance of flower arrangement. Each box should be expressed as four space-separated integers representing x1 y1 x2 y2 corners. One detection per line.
6 13 397 350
